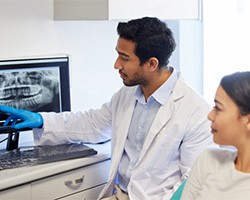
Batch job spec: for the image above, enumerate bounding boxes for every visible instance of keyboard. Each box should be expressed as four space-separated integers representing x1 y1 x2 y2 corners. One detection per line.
0 143 97 170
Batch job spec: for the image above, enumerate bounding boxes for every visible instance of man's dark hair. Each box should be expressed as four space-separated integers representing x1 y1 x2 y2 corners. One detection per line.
117 17 176 68
221 71 250 115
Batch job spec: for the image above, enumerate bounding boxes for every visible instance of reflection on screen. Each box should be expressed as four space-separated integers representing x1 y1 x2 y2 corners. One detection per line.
0 67 61 112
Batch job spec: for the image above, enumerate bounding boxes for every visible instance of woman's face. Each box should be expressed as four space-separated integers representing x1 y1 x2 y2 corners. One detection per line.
207 85 246 146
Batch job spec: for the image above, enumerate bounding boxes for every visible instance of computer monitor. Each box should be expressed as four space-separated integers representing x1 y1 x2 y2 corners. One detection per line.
0 56 71 150
0 56 71 113
0 57 98 167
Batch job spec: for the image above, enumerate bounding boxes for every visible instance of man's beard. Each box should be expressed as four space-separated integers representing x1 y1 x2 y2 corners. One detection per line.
122 72 148 87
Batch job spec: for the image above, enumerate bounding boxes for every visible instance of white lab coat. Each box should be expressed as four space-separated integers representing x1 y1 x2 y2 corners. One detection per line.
34 75 213 200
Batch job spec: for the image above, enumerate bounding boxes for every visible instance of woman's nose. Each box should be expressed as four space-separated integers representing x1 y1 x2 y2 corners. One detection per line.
207 110 214 121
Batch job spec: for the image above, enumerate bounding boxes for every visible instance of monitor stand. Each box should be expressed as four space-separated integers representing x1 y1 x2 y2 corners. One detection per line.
6 131 20 151
0 114 30 151
0 122 29 151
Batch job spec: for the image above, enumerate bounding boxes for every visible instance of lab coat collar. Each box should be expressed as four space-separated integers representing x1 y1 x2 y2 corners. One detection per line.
109 93 136 179
134 68 179 106
136 75 185 164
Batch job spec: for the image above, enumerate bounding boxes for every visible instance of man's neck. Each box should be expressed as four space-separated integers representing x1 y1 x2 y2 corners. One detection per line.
141 68 172 101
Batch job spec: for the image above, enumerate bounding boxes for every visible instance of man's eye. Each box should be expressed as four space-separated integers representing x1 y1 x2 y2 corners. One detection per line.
121 56 129 61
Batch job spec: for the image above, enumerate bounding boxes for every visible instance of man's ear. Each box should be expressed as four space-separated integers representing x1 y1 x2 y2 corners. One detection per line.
245 114 250 131
147 57 159 71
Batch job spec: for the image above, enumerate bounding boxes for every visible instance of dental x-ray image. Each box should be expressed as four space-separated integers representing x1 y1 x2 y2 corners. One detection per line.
0 67 61 112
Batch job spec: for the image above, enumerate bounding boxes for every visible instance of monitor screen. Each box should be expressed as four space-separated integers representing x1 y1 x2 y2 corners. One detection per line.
0 56 71 150
0 56 71 113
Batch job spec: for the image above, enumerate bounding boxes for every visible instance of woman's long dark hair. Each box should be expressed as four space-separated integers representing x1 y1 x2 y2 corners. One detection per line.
220 71 250 115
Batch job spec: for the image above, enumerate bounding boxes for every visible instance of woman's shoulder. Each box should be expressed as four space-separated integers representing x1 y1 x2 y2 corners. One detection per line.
201 146 237 163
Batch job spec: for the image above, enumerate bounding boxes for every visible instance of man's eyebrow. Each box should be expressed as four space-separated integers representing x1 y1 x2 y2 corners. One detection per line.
116 49 130 57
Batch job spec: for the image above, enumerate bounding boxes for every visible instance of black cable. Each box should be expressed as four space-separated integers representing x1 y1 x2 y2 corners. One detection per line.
0 137 8 143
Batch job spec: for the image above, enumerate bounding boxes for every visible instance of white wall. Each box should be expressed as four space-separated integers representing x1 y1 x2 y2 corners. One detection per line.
0 0 121 112
0 0 201 149
179 20 203 94
0 0 118 148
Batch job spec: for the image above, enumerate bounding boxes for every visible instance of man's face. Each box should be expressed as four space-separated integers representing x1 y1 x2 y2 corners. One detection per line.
114 38 149 87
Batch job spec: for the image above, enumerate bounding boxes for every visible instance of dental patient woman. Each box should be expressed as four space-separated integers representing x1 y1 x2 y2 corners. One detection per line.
181 71 250 200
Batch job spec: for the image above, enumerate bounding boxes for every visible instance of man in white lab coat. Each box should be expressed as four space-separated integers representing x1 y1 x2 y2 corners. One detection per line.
0 17 214 199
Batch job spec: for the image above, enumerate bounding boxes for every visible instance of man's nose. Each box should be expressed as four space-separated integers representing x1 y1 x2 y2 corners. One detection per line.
114 58 122 70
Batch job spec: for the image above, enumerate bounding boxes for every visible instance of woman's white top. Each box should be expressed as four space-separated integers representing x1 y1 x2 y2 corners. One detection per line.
181 147 250 200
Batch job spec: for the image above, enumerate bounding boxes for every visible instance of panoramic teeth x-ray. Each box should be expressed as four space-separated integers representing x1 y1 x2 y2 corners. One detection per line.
0 69 60 112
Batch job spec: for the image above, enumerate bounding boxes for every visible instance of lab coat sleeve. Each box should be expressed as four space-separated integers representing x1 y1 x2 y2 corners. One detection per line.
180 106 213 177
33 102 112 145
166 103 214 199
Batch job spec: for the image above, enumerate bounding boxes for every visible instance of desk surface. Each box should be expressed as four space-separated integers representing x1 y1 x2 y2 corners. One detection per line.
0 142 111 191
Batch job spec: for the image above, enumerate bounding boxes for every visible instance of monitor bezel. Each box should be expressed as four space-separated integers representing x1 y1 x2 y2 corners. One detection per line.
0 56 71 112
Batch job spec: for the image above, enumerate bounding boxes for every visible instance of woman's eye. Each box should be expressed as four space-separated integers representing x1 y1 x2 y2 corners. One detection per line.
213 106 221 112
